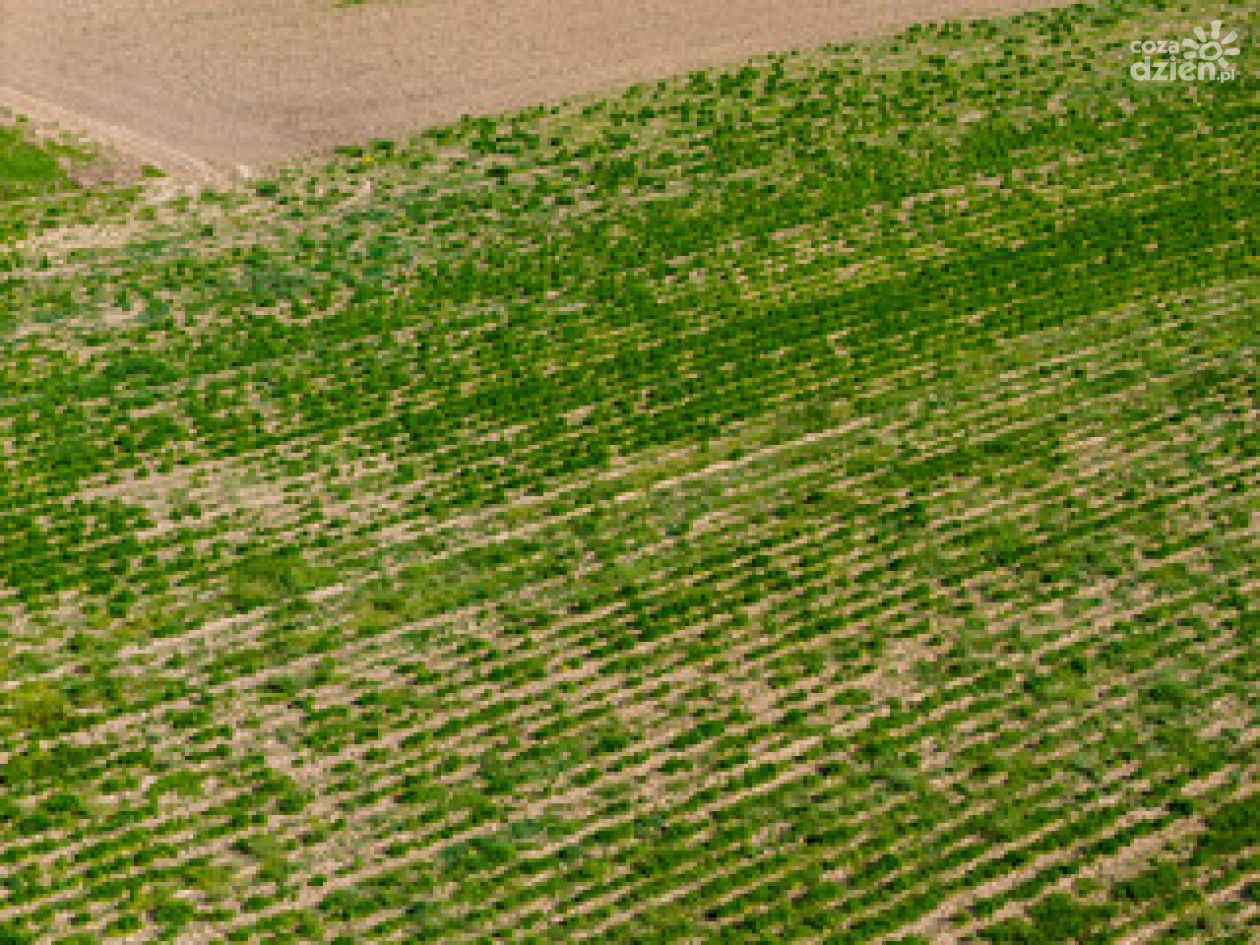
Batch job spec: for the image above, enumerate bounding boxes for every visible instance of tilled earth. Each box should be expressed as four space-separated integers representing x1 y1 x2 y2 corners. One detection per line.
2 0 1062 178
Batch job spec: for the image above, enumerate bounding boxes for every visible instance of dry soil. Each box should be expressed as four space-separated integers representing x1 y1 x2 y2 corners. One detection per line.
2 0 1063 179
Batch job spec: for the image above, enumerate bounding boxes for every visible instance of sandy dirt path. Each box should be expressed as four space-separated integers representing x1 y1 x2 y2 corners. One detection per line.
1 0 1064 179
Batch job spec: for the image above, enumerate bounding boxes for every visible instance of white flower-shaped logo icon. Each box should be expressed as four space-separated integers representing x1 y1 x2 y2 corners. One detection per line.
1182 20 1241 64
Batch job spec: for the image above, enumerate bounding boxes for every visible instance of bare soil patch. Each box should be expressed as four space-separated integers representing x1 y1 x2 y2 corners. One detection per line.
3 0 1063 178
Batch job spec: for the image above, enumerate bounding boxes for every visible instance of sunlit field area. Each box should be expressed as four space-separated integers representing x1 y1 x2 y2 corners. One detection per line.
0 1 1255 941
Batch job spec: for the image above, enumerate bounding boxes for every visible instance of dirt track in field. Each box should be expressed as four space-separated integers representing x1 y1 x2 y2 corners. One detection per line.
1 0 1064 179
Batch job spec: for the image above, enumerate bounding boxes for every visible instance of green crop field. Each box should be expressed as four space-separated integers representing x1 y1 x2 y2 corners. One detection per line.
0 0 1256 942
0 118 112 247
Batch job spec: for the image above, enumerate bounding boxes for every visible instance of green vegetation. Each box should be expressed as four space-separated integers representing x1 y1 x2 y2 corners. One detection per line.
0 1 1255 941
0 125 65 194
0 120 74 245
0 115 131 244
